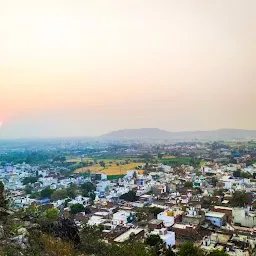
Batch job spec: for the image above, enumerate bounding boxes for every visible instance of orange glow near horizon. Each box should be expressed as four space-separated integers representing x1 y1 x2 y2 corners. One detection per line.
0 0 255 138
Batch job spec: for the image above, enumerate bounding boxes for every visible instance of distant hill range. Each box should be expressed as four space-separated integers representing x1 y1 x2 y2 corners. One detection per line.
99 128 256 142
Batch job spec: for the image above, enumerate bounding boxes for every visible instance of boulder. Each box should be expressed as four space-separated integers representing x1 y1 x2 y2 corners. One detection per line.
11 234 23 243
0 225 4 239
17 227 27 235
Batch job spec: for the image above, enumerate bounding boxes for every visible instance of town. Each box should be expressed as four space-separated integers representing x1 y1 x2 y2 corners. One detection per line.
1 139 256 256
1 0 255 254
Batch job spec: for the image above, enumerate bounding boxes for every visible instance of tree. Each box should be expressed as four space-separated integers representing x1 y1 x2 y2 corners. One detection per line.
135 207 163 226
99 161 106 168
21 205 43 220
184 181 193 188
70 203 85 214
142 153 153 162
45 207 59 221
143 170 149 176
158 153 163 159
64 198 72 207
51 189 68 201
120 190 137 202
41 187 55 198
119 242 155 256
41 218 80 245
213 189 224 196
136 209 150 225
146 234 163 247
53 155 66 163
0 244 22 256
0 181 8 209
24 184 33 194
79 224 107 255
84 207 91 214
146 234 165 255
149 207 163 217
67 183 77 199
231 191 250 207
230 158 238 164
89 191 96 201
195 187 203 195
81 182 96 197
22 176 38 185
164 247 176 256
196 171 201 176
0 181 8 219
80 224 155 256
190 158 200 167
179 242 204 256
209 250 229 256
233 170 241 178
30 191 41 199
211 177 218 187
60 167 73 177
240 172 252 179
202 197 212 209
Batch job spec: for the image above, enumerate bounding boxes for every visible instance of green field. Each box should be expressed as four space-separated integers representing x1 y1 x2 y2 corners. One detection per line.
107 174 126 180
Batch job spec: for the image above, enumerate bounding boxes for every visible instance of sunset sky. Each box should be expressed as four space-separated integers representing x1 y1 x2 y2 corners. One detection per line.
0 0 255 138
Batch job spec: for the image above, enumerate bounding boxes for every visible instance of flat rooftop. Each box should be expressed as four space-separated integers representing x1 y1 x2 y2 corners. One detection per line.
148 219 163 225
211 233 231 243
140 194 152 199
150 204 168 209
221 200 230 204
214 206 232 211
205 211 225 218
172 223 197 229
114 228 144 243
94 211 109 216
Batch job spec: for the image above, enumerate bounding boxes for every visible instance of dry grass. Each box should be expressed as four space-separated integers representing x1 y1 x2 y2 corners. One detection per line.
162 155 177 159
41 234 75 256
66 158 93 163
74 162 145 175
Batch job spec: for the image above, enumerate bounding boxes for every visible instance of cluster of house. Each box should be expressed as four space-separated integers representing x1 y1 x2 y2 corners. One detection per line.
0 163 90 208
2 161 256 255
78 196 256 255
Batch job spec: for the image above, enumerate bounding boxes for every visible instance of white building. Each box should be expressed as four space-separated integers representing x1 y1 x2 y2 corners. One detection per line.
96 180 111 193
151 228 175 247
220 176 242 189
233 207 256 228
112 210 133 225
157 209 183 227
68 196 90 207
88 216 106 226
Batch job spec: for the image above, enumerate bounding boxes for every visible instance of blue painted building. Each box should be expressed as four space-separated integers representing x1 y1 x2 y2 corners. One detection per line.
36 198 50 204
205 211 226 227
232 152 241 158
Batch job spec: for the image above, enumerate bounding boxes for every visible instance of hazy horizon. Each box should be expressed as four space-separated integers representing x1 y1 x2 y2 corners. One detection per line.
1 0 255 138
1 127 256 140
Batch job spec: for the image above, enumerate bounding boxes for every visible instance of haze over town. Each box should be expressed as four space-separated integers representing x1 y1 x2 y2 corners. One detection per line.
2 1 256 255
